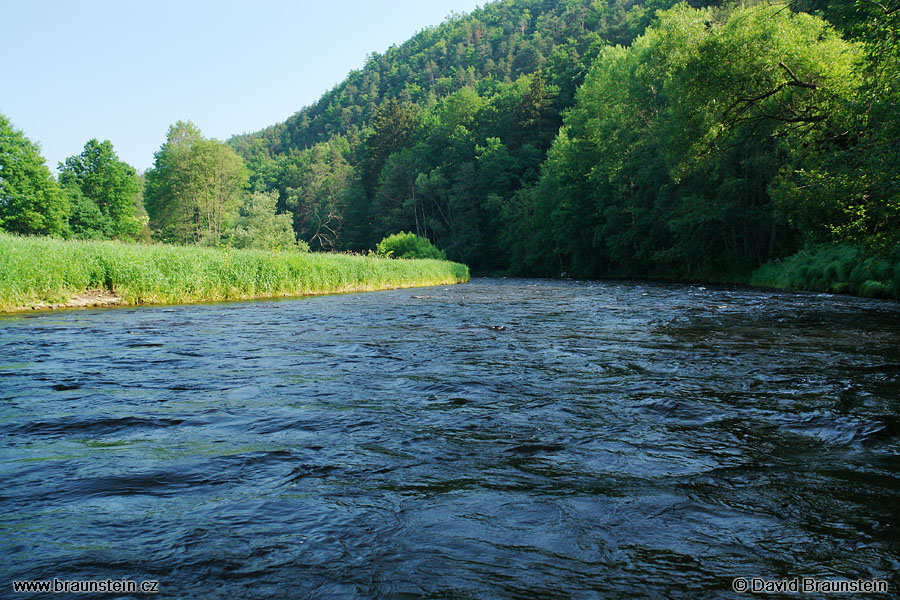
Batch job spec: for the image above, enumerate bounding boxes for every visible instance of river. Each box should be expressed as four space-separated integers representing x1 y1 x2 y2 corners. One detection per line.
1 278 898 598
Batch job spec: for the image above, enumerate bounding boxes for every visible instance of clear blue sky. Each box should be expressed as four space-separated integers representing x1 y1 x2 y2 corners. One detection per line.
1 0 484 173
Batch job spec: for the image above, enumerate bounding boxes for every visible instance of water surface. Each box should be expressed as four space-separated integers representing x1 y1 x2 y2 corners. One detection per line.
2 279 898 598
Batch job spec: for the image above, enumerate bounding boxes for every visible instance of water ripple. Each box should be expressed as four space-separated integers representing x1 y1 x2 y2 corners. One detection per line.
1 279 898 598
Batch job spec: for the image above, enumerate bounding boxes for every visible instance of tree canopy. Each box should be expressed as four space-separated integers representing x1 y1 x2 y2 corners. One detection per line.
58 138 141 239
223 0 896 282
524 3 865 278
0 114 67 236
145 121 247 245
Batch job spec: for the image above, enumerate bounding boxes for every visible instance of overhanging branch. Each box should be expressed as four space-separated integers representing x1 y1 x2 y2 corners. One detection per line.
778 62 818 90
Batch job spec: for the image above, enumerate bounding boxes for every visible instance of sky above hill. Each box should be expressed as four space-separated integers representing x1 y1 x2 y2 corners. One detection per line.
1 0 484 173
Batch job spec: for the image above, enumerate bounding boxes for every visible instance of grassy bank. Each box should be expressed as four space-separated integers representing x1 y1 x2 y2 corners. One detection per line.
750 245 900 300
0 233 469 312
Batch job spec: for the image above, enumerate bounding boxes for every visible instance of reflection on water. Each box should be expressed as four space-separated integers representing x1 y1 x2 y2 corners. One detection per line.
1 279 898 598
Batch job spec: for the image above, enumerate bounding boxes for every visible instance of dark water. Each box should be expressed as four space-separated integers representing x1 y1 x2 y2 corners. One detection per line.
1 279 899 599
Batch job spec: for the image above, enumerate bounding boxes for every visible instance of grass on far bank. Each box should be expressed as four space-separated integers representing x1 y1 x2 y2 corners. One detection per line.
0 232 469 312
750 244 900 300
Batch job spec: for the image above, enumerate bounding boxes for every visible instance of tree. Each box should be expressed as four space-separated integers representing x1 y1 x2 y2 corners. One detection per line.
775 0 900 254
58 139 141 239
131 173 152 242
362 99 420 193
144 121 203 243
659 4 862 170
227 190 304 251
530 3 864 278
144 121 248 245
64 186 108 240
0 113 67 236
370 148 424 242
284 138 358 251
189 139 247 246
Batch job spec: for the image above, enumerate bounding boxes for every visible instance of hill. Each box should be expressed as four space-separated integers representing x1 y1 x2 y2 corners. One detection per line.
230 0 678 159
225 0 898 293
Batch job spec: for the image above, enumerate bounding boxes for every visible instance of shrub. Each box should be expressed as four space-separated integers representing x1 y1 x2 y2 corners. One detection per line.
750 244 900 299
376 232 446 260
859 280 892 299
225 191 305 252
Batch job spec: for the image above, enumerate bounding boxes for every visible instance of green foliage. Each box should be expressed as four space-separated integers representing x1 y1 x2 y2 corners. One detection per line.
285 138 359 251
64 186 109 240
770 1 900 256
230 0 631 158
227 190 306 252
190 139 248 245
0 113 67 236
524 3 865 279
58 138 141 239
750 245 900 299
376 232 446 260
131 173 153 243
363 99 420 193
144 120 203 242
218 0 895 296
227 0 734 275
0 231 468 312
145 121 248 246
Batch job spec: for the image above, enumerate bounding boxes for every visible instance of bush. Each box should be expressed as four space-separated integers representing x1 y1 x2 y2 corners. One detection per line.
376 232 446 260
226 191 306 252
859 280 892 299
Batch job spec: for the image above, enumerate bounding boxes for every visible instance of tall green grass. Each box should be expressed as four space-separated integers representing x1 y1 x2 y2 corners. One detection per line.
750 245 900 300
0 232 469 311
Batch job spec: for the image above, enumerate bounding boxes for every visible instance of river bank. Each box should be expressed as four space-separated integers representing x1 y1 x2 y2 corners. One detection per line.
749 245 900 300
540 245 900 302
0 233 469 312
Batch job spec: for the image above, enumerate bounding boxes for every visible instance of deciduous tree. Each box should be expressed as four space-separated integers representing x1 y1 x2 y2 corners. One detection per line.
0 114 67 236
227 190 302 251
58 139 141 239
145 121 247 245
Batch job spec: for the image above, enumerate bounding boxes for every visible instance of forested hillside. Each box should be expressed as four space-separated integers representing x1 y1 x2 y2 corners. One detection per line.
227 0 899 294
230 0 672 158
2 0 897 296
230 0 722 267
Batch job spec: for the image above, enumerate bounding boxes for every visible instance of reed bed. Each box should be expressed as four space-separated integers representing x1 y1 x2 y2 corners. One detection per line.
0 232 469 311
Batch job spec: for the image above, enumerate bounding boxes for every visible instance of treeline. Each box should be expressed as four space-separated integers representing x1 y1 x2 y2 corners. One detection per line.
229 0 899 289
0 116 305 253
525 2 888 279
0 116 146 242
232 0 727 271
2 0 898 297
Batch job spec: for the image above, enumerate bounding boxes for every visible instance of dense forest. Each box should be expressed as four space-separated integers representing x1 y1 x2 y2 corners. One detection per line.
2 0 898 295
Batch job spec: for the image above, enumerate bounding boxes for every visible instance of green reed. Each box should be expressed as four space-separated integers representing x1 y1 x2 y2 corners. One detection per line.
0 232 469 311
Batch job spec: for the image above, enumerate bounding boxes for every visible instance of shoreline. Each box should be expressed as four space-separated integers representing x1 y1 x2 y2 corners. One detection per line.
3 279 467 314
11 289 124 312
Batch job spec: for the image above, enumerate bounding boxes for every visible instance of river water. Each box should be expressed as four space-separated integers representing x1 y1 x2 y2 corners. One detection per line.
1 279 898 599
